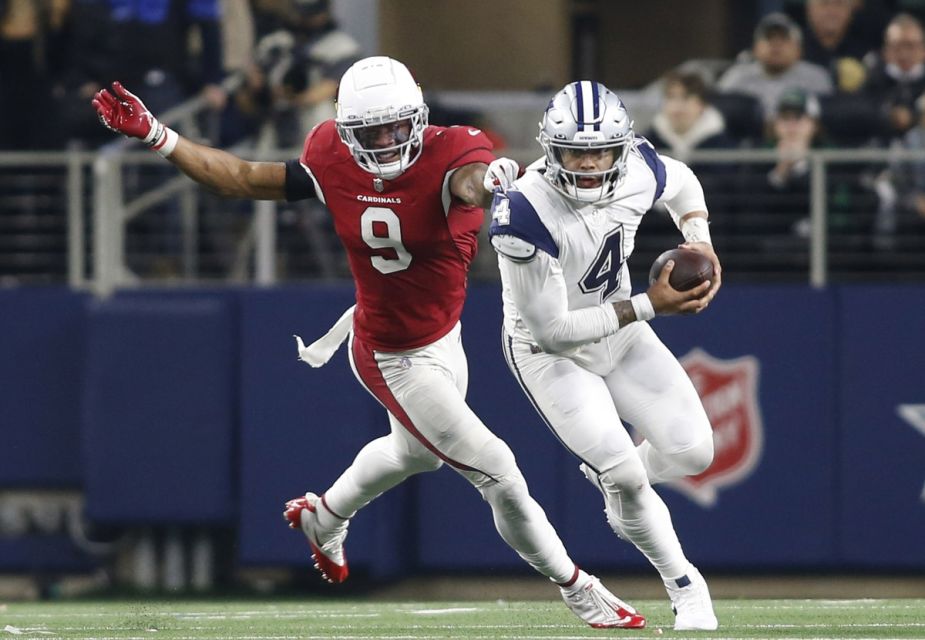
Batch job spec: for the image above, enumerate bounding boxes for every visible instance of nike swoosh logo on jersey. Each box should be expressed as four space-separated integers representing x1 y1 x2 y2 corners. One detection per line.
468 129 481 136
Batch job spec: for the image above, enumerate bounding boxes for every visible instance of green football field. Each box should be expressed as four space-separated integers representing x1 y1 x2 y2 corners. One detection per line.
1 599 924 639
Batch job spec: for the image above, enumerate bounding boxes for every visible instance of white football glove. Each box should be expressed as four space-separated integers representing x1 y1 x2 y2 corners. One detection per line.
483 157 520 193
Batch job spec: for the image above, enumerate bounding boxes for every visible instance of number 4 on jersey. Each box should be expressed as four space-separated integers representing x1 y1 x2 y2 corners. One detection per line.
580 226 625 301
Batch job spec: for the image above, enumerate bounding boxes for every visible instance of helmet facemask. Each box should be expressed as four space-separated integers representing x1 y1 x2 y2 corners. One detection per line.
539 135 631 203
336 104 428 180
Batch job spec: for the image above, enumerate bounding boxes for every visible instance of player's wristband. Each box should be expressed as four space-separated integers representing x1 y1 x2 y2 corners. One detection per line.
681 216 712 245
147 122 179 158
630 293 655 322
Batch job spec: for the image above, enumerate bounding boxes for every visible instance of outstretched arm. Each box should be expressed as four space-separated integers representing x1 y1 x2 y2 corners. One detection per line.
92 82 286 201
166 137 286 200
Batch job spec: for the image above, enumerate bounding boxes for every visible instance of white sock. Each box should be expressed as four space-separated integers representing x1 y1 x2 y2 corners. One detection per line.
608 483 689 579
561 568 591 592
479 478 578 585
321 433 440 527
315 496 348 530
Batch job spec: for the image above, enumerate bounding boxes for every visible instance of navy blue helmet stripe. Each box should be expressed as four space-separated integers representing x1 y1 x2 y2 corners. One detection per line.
591 81 601 131
573 82 585 131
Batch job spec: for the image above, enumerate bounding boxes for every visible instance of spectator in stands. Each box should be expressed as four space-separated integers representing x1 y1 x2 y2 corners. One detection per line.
234 0 361 147
717 12 834 120
60 1 230 276
643 71 738 223
747 88 877 260
645 72 735 162
224 0 362 279
766 89 821 209
902 95 925 221
0 0 68 149
731 88 823 257
863 13 925 141
800 0 877 92
874 92 925 247
59 0 228 147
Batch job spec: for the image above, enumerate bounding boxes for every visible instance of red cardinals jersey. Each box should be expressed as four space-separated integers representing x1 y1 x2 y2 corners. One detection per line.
299 120 495 351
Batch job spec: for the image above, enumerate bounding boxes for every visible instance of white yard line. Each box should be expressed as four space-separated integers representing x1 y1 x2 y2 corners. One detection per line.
408 607 480 615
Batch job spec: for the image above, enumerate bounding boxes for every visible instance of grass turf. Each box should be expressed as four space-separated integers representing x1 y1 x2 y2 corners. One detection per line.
1 599 924 639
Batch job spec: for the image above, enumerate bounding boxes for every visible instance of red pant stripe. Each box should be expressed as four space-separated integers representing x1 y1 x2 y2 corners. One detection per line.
350 336 480 474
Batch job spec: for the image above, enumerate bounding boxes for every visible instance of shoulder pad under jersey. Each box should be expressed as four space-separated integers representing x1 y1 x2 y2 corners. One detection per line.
488 190 558 262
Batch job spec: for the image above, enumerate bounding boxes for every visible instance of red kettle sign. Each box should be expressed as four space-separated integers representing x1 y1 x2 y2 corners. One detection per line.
675 349 764 506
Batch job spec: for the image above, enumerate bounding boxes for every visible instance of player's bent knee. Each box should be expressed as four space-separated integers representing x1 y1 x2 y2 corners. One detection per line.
470 437 521 485
672 435 714 476
597 456 649 497
469 438 530 508
391 433 444 473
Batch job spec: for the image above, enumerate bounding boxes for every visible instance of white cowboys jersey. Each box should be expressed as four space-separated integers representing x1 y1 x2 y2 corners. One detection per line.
489 138 707 345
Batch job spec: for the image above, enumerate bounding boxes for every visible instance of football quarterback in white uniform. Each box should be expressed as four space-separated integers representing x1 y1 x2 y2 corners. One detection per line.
489 81 722 631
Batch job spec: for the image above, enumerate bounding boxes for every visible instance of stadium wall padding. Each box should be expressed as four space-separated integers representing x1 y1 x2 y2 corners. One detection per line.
81 296 236 524
1 284 923 574
0 288 88 487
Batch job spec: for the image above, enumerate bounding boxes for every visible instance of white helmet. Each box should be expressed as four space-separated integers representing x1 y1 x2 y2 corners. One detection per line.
537 81 634 203
335 56 429 180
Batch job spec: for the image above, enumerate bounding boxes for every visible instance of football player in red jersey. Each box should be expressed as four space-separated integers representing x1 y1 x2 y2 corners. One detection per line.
92 56 645 629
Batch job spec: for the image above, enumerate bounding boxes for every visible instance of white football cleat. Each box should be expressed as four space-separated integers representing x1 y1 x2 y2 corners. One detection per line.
283 492 350 583
665 565 718 630
560 571 646 629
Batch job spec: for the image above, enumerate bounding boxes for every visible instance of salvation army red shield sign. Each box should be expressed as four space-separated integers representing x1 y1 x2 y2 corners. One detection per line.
674 349 764 506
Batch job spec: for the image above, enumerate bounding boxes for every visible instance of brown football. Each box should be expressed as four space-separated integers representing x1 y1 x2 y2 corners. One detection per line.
648 248 714 291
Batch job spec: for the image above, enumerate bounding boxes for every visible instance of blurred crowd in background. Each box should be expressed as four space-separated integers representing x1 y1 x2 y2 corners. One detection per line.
2 0 925 282
3 0 925 151
0 0 360 149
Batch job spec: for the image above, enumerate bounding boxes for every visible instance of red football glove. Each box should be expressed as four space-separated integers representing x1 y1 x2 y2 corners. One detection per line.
92 82 179 156
92 82 161 143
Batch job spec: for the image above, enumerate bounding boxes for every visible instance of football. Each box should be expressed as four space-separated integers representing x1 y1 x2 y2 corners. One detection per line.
648 248 714 291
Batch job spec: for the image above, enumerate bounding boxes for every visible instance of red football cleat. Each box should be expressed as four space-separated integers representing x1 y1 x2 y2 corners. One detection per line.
283 492 349 584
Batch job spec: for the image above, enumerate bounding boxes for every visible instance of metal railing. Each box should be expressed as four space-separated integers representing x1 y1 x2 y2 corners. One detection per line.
680 147 925 287
2 145 925 294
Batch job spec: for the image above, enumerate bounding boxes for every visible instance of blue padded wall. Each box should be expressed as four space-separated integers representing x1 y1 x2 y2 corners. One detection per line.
81 296 235 524
2 283 924 575
837 286 925 568
236 286 410 577
0 288 88 487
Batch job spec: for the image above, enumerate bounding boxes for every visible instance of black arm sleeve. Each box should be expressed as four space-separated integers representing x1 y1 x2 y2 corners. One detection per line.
284 159 318 202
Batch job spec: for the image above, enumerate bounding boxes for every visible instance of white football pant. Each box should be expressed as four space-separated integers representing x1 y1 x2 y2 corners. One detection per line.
503 321 714 580
320 322 577 584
